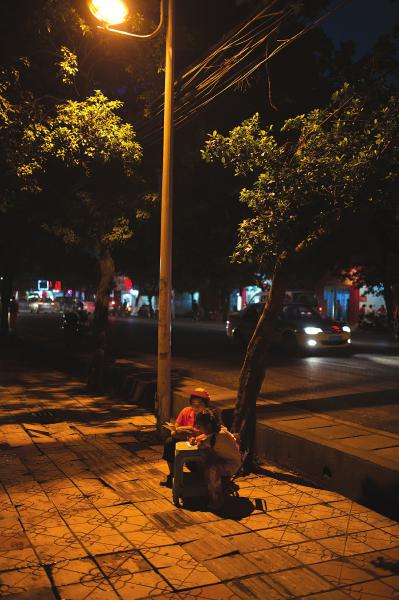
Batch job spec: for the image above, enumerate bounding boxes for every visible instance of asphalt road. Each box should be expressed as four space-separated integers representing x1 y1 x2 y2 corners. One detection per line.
16 312 399 435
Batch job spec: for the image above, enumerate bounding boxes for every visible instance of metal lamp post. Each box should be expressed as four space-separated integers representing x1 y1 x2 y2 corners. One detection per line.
89 0 174 423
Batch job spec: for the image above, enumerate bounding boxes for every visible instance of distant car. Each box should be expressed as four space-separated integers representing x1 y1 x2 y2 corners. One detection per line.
226 303 351 353
29 298 60 314
83 300 95 313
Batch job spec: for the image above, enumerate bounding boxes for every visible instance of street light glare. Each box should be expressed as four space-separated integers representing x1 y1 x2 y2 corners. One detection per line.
88 0 128 26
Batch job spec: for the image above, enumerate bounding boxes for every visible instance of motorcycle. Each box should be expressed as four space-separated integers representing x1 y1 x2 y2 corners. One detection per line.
358 313 387 331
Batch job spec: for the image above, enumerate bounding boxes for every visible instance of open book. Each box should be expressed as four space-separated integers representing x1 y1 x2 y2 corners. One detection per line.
162 422 196 436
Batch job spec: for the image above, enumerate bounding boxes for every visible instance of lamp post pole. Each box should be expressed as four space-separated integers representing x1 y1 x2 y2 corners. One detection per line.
88 0 175 423
157 0 175 424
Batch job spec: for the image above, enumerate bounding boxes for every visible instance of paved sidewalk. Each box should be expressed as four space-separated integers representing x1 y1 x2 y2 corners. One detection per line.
0 354 399 599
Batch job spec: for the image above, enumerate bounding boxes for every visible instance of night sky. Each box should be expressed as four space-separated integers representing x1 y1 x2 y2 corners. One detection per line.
322 0 399 57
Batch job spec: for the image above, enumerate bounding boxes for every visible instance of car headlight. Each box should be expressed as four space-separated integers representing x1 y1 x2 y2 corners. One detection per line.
304 326 323 335
342 325 351 333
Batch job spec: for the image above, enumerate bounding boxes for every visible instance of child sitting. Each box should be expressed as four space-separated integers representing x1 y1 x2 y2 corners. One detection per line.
191 409 242 511
161 388 211 488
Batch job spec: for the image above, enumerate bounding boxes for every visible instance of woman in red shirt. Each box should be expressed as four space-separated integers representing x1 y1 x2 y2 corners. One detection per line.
161 388 211 488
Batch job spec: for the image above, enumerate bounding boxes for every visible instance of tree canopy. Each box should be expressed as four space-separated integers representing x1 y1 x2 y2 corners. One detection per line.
202 83 399 274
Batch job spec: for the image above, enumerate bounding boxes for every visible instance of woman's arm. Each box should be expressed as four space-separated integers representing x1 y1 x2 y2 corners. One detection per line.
196 434 212 448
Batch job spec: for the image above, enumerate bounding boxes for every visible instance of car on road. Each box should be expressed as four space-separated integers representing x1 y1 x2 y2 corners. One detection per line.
226 303 351 353
29 297 60 314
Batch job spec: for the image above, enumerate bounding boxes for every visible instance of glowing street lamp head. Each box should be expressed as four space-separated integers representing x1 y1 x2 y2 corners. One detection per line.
88 0 129 26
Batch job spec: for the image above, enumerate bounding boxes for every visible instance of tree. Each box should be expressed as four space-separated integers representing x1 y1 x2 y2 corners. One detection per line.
17 91 143 382
202 82 399 460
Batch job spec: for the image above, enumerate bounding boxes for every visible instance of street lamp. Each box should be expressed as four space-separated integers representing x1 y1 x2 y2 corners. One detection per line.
89 0 175 424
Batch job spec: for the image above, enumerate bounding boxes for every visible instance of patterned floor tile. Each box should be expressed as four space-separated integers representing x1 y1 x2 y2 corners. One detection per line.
79 530 133 555
303 503 346 520
322 515 374 534
281 492 322 508
310 558 374 586
228 573 291 599
0 521 31 553
245 546 302 573
160 561 221 590
161 582 242 599
0 547 40 572
383 525 399 536
0 566 54 598
266 507 319 525
141 544 197 569
224 532 272 554
203 554 262 581
294 519 343 540
355 512 398 530
257 525 310 546
182 510 222 525
183 534 237 561
343 578 398 599
381 575 399 590
108 570 172 599
149 509 197 530
36 541 89 564
349 547 399 577
55 579 120 599
63 509 109 533
353 529 399 551
239 513 288 531
50 557 104 586
318 535 354 557
122 528 176 548
202 519 249 537
96 551 151 576
271 566 333 596
98 503 143 520
168 524 209 544
284 540 338 564
306 591 351 599
133 498 174 514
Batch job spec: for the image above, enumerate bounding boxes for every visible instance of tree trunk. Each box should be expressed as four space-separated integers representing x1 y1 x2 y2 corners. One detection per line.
0 273 13 338
87 247 115 391
232 259 291 466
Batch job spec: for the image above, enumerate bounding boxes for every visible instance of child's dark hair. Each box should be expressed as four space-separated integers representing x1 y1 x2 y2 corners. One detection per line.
194 409 221 434
190 395 210 407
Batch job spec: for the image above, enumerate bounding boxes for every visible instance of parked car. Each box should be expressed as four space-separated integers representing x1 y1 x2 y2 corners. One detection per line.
29 297 60 314
226 303 351 353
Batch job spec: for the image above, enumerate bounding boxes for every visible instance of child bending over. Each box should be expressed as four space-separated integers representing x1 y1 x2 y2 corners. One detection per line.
192 409 241 511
